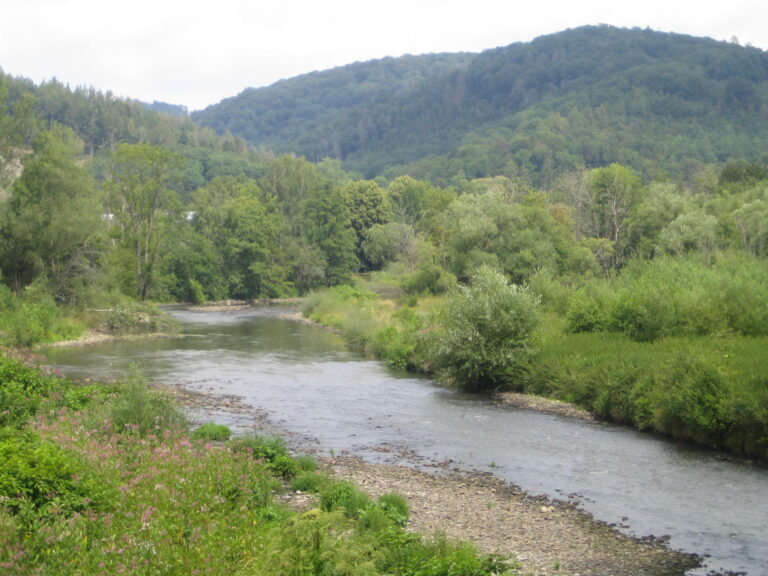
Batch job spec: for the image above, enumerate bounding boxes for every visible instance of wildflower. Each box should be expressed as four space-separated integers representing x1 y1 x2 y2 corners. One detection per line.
140 506 157 525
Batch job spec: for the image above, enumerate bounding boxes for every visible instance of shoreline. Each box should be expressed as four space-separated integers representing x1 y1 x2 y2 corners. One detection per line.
34 306 705 575
167 384 700 576
494 391 595 421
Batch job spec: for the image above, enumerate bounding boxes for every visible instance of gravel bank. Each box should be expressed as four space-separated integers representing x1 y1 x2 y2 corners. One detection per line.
327 457 697 576
169 386 699 576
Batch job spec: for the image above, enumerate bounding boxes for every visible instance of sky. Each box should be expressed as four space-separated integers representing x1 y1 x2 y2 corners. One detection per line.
1 0 766 112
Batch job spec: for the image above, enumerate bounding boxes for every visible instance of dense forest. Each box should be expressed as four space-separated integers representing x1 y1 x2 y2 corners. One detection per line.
193 25 768 186
1 24 768 462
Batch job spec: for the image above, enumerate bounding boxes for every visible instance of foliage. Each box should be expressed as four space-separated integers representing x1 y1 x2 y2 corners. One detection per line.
0 125 103 303
193 26 768 185
0 360 518 575
106 143 186 300
0 287 84 347
375 492 410 527
191 422 232 442
529 324 768 459
0 430 112 519
566 256 768 341
319 480 372 519
0 356 65 427
100 366 187 436
427 266 541 392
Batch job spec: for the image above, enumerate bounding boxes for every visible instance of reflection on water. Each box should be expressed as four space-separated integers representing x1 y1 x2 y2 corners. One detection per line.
43 307 768 576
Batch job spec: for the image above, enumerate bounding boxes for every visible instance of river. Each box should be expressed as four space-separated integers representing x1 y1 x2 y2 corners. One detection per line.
42 307 768 576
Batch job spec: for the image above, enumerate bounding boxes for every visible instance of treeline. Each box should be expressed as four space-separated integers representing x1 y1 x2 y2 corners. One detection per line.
193 25 768 185
3 65 768 320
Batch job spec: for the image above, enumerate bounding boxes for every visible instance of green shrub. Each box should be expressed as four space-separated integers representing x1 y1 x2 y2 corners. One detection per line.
104 366 187 436
426 266 541 392
340 306 377 351
358 504 396 533
377 531 514 576
566 289 608 333
291 471 328 493
191 422 232 441
231 435 289 462
0 295 81 347
0 357 65 428
267 454 301 479
319 480 371 519
400 264 457 295
294 454 318 472
376 492 410 527
647 355 728 446
0 431 111 518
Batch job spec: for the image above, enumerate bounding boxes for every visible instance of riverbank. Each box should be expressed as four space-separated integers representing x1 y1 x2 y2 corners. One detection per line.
168 384 699 576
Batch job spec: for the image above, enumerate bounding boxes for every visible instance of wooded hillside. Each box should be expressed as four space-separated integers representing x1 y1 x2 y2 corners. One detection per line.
192 25 768 186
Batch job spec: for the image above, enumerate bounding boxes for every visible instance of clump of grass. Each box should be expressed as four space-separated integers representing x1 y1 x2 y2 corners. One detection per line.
191 422 232 441
101 365 187 436
291 470 328 493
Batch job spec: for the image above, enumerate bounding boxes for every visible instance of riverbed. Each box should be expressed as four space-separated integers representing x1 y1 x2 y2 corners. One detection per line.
42 306 768 575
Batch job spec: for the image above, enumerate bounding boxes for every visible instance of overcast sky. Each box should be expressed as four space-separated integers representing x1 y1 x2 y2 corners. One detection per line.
1 0 765 112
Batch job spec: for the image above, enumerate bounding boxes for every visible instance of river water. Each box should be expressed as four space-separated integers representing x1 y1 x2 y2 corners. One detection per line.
43 307 768 576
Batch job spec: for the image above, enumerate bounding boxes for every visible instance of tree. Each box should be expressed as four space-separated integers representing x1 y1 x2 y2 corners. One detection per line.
586 163 643 268
220 193 289 298
656 210 719 260
260 155 324 232
106 143 184 300
428 266 540 392
733 200 768 256
0 125 102 303
298 186 359 286
362 222 419 270
342 180 392 269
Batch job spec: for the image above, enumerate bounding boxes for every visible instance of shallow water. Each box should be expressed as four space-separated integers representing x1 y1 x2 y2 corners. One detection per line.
43 307 768 575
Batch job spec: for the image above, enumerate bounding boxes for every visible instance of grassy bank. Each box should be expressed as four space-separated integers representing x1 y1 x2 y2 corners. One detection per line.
0 356 518 575
302 282 768 461
0 284 181 349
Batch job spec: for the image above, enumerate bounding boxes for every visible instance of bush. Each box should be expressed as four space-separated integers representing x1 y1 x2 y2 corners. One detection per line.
0 431 112 519
400 264 457 295
426 266 540 392
0 293 82 348
231 435 289 461
566 288 608 333
267 454 301 479
191 422 232 442
294 454 318 472
319 480 372 519
104 366 187 436
376 492 410 527
0 357 65 428
291 471 328 493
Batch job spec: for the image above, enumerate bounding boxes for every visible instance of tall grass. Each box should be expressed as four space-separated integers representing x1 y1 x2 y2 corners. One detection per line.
566 256 768 341
0 286 85 347
531 323 768 459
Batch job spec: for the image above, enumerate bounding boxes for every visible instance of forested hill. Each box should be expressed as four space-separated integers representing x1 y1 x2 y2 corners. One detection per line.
192 25 768 186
